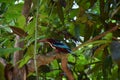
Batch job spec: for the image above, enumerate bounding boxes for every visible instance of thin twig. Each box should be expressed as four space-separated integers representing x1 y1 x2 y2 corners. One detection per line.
34 0 40 80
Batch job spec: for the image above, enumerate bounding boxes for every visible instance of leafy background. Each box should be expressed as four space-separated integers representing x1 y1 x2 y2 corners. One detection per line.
0 0 120 80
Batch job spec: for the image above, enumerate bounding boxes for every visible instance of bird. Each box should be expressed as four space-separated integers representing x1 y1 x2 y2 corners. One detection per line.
38 38 71 53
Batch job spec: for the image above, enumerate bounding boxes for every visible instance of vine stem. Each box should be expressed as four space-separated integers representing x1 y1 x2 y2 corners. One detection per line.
34 0 40 80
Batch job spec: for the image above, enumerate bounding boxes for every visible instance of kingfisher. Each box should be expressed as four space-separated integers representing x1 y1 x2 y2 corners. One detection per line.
39 39 71 53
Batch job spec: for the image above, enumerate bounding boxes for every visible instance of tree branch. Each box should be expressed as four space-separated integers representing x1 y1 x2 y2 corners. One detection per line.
73 25 118 51
27 53 74 79
61 55 74 80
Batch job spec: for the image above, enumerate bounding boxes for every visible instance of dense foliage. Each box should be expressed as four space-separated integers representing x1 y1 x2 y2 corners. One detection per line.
0 0 120 80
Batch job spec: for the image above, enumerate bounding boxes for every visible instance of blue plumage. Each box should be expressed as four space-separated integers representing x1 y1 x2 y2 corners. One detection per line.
53 42 69 49
39 39 71 53
52 42 72 53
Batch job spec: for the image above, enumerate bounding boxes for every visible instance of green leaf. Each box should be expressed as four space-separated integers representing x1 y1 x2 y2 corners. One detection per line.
56 1 64 24
75 23 85 37
74 25 80 38
16 15 26 29
68 23 75 36
18 54 31 68
4 3 23 21
46 70 60 79
26 44 34 56
103 33 113 40
84 25 93 41
0 48 21 56
50 60 59 69
26 20 35 35
75 56 87 71
68 54 75 63
69 9 79 19
0 0 14 3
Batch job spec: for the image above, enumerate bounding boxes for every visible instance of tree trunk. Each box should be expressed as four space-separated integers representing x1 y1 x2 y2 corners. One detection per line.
13 35 26 80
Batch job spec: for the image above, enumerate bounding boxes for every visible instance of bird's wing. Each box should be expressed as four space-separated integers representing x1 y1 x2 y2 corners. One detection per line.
52 42 70 49
52 42 72 53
